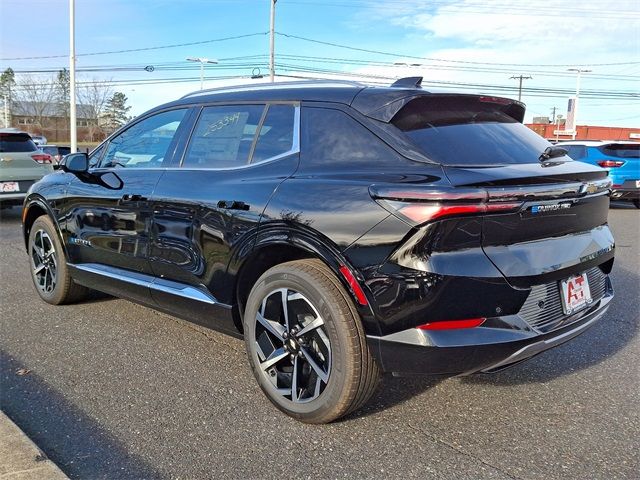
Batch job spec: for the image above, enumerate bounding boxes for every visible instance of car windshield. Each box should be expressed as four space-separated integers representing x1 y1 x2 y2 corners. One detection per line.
391 95 554 166
0 133 38 152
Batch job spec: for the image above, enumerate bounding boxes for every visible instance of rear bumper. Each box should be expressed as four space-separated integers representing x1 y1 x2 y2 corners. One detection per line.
611 179 639 200
0 192 27 204
611 188 639 201
368 277 613 375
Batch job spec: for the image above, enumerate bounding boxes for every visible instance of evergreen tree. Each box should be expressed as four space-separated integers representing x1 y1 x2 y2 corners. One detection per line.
1 68 16 128
0 68 16 99
56 68 70 131
104 92 131 130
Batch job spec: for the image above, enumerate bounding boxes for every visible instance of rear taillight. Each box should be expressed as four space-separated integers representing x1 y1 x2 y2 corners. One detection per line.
418 318 486 330
597 160 625 168
392 201 522 225
31 154 52 164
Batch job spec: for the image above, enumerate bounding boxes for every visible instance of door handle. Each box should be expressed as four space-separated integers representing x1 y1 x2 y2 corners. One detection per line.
120 193 147 202
217 200 250 211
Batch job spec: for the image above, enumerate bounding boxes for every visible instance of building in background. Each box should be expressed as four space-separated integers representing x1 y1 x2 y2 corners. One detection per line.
526 122 640 142
10 101 106 143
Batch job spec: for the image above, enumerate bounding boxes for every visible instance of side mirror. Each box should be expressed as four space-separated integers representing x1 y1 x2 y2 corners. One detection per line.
63 153 89 173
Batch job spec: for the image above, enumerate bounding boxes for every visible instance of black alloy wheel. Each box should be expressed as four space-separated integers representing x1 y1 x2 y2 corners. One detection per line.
243 259 380 424
28 216 89 305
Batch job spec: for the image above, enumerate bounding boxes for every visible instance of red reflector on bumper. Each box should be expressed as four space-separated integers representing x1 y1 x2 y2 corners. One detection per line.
418 318 486 330
338 265 368 306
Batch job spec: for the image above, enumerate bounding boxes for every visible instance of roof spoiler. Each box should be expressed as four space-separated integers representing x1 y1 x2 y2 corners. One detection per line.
390 77 423 89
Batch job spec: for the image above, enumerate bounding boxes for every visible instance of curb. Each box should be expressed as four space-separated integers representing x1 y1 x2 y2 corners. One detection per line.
0 411 69 479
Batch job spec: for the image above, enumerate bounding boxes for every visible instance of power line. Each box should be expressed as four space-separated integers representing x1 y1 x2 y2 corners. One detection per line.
274 32 640 68
510 75 532 101
0 32 268 61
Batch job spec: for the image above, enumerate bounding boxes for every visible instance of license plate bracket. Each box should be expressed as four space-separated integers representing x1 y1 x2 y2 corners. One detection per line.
560 273 593 315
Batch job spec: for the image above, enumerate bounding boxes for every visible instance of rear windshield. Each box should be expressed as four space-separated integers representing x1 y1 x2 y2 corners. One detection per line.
391 96 553 166
599 143 639 158
0 133 38 153
41 146 57 155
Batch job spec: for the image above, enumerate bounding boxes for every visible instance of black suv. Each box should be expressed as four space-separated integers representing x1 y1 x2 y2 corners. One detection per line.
22 78 615 423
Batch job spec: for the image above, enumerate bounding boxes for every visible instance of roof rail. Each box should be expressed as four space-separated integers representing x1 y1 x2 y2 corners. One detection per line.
390 77 423 88
180 79 365 99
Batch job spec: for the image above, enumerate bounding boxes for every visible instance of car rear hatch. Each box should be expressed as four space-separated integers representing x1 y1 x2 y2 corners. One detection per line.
598 143 640 189
377 94 614 288
0 132 53 183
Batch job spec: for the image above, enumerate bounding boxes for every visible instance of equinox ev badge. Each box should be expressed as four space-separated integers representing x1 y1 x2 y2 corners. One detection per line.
530 203 572 214
69 237 92 247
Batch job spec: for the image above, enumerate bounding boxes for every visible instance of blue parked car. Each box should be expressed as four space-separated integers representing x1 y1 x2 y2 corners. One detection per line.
562 141 640 209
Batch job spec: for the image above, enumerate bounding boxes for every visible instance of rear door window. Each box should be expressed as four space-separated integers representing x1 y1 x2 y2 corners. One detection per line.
0 133 38 153
182 105 265 169
391 95 553 166
251 104 296 163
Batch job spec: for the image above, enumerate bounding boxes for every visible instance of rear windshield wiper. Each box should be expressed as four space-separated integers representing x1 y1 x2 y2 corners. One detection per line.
539 146 568 162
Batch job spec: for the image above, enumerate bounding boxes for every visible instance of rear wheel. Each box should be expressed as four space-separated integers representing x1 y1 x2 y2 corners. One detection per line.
28 216 89 305
243 259 380 424
633 199 640 209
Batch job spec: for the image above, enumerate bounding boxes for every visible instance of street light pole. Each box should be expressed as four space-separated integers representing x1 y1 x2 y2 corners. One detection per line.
269 0 277 82
567 68 591 140
69 0 77 153
186 57 219 90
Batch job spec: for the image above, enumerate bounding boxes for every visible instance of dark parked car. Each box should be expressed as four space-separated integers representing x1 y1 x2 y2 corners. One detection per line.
40 145 71 165
22 78 615 423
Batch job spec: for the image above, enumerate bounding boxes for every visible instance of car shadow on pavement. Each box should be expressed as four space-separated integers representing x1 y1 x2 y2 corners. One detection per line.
343 374 448 421
0 351 161 479
462 263 639 387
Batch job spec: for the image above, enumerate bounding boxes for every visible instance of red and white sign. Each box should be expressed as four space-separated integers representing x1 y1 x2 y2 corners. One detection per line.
560 273 592 315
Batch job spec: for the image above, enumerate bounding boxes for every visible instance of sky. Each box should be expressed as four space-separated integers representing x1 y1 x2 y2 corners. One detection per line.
1 0 638 127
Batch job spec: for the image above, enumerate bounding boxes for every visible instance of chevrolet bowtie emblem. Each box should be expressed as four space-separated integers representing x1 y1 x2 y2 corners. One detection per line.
579 183 598 195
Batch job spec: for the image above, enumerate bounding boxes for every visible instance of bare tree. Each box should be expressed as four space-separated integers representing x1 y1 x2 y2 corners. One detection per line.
77 78 113 142
14 74 57 130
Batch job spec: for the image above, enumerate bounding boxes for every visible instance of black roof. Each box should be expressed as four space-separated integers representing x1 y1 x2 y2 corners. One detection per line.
146 78 522 123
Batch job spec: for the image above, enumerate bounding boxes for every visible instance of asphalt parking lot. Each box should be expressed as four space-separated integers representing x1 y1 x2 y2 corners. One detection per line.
1 204 638 480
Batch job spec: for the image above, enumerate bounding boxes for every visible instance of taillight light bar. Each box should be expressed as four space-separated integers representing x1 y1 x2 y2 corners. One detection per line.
597 160 625 168
418 318 486 330
31 153 53 164
394 202 522 225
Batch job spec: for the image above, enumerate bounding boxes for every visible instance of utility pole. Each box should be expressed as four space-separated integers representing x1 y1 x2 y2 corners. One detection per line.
269 0 277 82
510 75 532 102
550 106 558 123
69 0 77 153
567 68 591 140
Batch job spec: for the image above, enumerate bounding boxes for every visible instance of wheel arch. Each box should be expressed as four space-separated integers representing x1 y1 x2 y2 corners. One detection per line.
230 224 378 335
22 196 68 257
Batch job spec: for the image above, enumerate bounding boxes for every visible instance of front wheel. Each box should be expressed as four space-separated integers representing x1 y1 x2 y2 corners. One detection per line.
633 198 640 209
28 216 89 305
243 259 380 424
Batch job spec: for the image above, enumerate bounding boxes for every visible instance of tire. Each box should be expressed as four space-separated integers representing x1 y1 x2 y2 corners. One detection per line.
28 215 89 305
243 259 380 424
633 199 640 209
